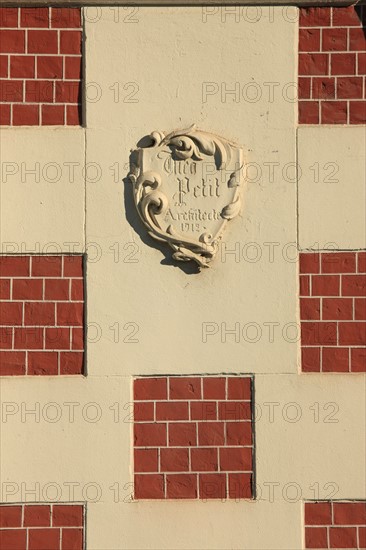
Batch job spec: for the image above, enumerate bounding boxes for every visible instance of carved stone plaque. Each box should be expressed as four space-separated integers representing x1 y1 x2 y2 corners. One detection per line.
129 125 243 269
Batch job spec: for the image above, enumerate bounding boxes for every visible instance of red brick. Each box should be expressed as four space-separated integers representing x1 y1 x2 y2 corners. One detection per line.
299 53 329 75
302 347 321 372
134 423 167 447
339 322 366 345
359 53 366 74
331 53 356 75
13 104 39 125
358 252 366 272
300 298 321 320
65 56 81 79
0 327 13 350
227 377 251 399
190 401 217 420
25 302 55 325
28 351 58 375
329 527 357 548
10 55 35 78
0 505 22 527
226 422 252 446
312 77 335 99
301 322 337 345
66 104 81 125
13 279 42 300
0 79 23 102
71 279 83 301
28 528 60 550
156 401 189 421
168 422 196 446
51 8 81 28
0 529 27 549
299 101 320 124
45 327 70 350
45 279 69 300
338 76 363 99
191 448 218 471
349 101 366 124
332 6 362 26
333 502 366 525
134 474 164 499
220 447 252 471
322 252 356 273
198 422 225 446
351 348 366 372
0 30 25 53
42 105 64 125
166 474 197 499
60 31 82 54
134 377 167 400
25 80 54 103
20 7 49 27
305 527 328 548
355 298 366 319
0 8 19 27
300 275 311 296
322 28 347 51
203 377 226 399
61 528 83 550
300 7 331 27
228 473 252 499
299 28 321 52
342 275 366 296
322 298 353 320
63 255 83 277
305 501 332 525
199 473 226 499
24 504 51 527
218 401 251 420
57 303 83 326
28 30 58 54
312 275 340 295
169 376 201 399
0 256 29 276
14 327 43 349
160 448 189 472
0 103 10 125
299 77 311 99
350 27 366 51
359 527 366 549
0 55 8 78
133 401 154 421
300 253 320 274
71 327 83 350
0 279 10 299
59 351 83 374
321 100 348 124
0 302 22 325
322 347 349 372
37 55 63 78
53 505 83 527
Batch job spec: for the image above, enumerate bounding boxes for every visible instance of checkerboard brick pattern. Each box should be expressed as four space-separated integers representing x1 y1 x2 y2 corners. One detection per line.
0 503 84 550
300 251 366 373
305 501 366 549
0 255 84 375
0 7 82 126
133 375 254 500
299 6 366 124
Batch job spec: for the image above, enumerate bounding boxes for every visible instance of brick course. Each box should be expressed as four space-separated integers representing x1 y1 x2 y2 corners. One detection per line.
133 375 254 500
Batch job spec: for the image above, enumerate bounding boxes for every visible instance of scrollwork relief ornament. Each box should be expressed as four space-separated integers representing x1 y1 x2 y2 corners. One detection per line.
128 124 243 269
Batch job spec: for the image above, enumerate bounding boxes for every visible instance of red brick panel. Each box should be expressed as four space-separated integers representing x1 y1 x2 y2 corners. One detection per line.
299 7 366 124
300 251 366 372
0 7 82 126
133 375 254 500
305 501 366 549
0 255 84 376
0 503 84 550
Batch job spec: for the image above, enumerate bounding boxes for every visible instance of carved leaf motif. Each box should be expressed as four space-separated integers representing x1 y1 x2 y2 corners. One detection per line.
221 197 241 220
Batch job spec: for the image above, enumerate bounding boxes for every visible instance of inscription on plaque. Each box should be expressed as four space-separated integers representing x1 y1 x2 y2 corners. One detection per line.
129 125 243 268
